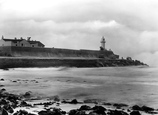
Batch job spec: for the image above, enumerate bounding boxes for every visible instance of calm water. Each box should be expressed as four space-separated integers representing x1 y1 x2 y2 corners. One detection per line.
0 66 158 108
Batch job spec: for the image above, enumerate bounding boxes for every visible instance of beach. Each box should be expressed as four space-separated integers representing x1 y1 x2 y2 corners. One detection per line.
0 66 158 115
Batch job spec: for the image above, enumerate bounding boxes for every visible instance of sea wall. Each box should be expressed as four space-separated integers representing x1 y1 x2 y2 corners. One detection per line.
0 57 147 69
0 46 118 59
0 46 11 56
0 58 100 68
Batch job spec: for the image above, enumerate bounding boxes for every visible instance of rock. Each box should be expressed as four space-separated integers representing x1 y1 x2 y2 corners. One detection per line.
61 99 68 103
20 101 32 107
132 105 142 111
0 88 6 92
107 110 128 115
20 101 28 106
130 111 141 115
0 78 4 81
70 99 78 104
3 105 14 113
48 95 60 102
38 108 64 115
0 99 8 105
52 108 65 115
7 94 19 101
132 105 154 113
113 103 128 109
23 91 32 98
79 105 91 110
0 85 4 87
69 109 78 115
92 106 106 115
54 96 60 102
61 111 66 115
3 68 9 71
141 106 154 112
38 110 50 115
13 110 29 115
75 110 86 115
43 102 54 107
2 108 8 115
88 112 98 115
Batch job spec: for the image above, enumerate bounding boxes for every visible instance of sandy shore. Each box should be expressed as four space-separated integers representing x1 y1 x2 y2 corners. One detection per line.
0 67 158 115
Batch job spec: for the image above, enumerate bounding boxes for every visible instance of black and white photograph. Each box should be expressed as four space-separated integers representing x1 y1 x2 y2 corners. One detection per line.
0 0 158 115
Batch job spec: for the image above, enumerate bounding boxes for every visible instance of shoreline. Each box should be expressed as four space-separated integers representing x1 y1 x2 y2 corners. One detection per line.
0 89 157 115
0 57 147 69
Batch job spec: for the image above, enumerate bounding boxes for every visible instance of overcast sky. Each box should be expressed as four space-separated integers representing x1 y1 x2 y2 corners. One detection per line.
0 0 158 66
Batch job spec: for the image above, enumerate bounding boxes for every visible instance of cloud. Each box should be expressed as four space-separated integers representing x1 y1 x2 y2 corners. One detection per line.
134 52 158 67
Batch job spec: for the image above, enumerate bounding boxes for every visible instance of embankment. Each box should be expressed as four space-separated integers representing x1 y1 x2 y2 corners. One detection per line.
0 57 147 69
0 46 118 59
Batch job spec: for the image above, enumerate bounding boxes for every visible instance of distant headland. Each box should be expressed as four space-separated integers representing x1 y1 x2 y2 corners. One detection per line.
0 36 147 69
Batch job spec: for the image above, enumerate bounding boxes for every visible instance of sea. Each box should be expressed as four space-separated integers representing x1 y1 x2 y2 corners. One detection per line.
0 66 158 108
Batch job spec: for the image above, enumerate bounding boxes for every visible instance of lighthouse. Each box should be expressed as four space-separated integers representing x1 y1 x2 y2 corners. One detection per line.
100 36 106 50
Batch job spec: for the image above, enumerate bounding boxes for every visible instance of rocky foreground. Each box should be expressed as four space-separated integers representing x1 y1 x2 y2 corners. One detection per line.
0 88 157 115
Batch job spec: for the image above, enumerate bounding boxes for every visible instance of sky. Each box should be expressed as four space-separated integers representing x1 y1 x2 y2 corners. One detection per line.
0 0 158 66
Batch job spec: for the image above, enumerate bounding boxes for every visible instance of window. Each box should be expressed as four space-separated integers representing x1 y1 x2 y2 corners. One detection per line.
16 44 17 46
32 45 34 47
21 43 23 46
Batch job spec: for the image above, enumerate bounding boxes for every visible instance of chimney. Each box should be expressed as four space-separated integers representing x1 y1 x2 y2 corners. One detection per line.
2 35 4 39
20 37 23 40
27 37 31 41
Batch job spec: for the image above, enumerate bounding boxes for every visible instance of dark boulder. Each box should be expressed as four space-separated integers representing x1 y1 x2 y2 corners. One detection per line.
132 105 154 113
23 91 32 98
0 99 8 105
88 112 99 115
69 109 86 115
52 108 65 115
113 103 128 109
130 111 141 115
38 108 65 115
0 78 4 81
7 94 19 101
38 110 50 115
92 106 106 115
0 88 6 92
132 105 142 111
79 105 91 110
3 104 14 113
2 108 8 115
141 106 154 112
20 101 32 107
107 110 128 115
75 111 87 115
70 99 78 104
69 109 78 115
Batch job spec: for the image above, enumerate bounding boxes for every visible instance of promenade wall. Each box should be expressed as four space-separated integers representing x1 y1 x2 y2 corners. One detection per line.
0 46 118 59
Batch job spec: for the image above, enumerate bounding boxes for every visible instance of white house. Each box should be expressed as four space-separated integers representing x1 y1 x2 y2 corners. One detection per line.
0 36 45 48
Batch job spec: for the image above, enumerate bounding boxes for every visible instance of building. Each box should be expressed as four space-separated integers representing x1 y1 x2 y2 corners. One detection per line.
0 36 45 48
100 36 106 50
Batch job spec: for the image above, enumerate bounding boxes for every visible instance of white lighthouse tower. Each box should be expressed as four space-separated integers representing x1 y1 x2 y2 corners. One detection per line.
100 36 106 50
